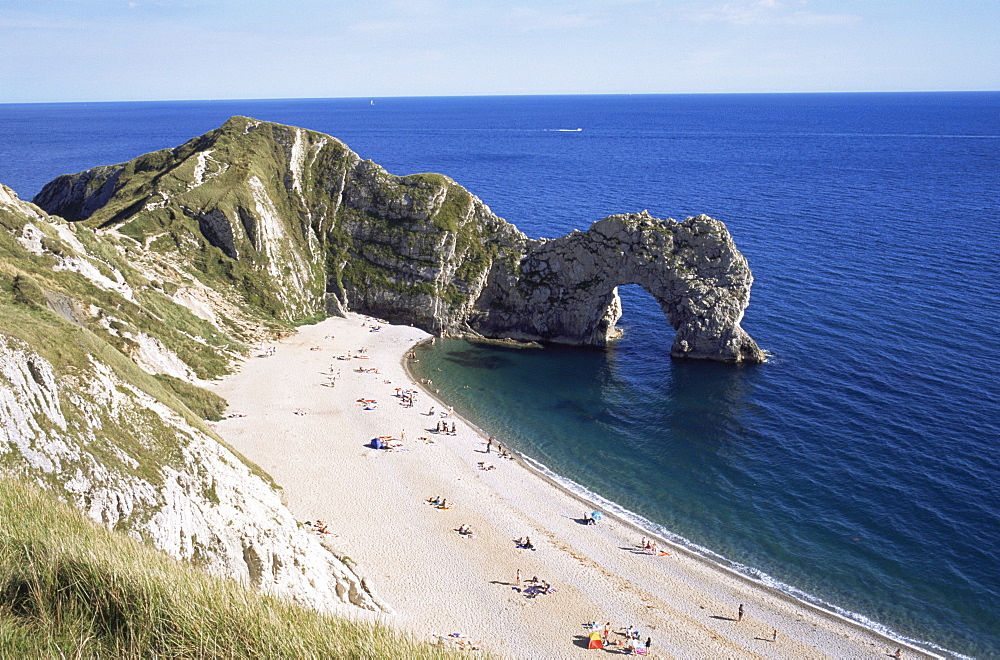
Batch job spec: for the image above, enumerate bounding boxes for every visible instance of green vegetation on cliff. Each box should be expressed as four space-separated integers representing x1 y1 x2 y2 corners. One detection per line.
0 478 451 658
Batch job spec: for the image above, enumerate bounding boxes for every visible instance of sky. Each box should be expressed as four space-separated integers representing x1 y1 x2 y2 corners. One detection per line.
1 0 997 103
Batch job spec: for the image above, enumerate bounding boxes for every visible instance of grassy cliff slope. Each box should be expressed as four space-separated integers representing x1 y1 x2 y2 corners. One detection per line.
0 478 452 658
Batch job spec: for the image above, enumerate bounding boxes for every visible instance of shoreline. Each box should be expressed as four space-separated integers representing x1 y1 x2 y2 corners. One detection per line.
210 315 940 659
402 339 945 660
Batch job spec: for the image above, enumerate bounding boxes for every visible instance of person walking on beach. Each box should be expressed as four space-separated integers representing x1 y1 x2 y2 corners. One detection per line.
516 569 521 586
487 437 493 453
772 628 778 642
738 603 744 622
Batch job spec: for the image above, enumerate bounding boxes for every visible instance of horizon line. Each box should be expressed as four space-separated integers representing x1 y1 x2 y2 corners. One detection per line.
2 89 998 106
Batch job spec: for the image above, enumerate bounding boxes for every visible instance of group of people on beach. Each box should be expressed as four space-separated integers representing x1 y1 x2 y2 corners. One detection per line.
638 537 669 556
434 420 458 434
584 622 651 655
305 520 332 536
514 536 536 551
485 437 514 459
394 387 417 407
428 496 452 510
514 570 554 598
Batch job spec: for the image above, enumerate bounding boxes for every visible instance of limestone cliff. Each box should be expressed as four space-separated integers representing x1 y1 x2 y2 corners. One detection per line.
0 185 383 615
34 116 763 363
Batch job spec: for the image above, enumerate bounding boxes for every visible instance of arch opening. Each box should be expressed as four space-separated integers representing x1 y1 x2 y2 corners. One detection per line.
610 284 677 354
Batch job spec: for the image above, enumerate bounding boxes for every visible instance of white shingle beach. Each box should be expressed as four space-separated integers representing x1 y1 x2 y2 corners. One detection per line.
210 314 924 659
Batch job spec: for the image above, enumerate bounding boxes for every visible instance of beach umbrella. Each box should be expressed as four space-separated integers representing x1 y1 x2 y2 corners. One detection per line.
591 511 603 521
587 631 603 649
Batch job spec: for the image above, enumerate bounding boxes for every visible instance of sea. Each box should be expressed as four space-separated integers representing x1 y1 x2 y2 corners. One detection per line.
1 93 997 658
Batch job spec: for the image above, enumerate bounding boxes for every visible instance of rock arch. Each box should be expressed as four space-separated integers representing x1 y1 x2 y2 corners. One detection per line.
470 212 765 363
31 117 763 363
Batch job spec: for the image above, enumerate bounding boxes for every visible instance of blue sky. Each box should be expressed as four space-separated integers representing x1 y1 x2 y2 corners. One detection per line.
1 0 997 102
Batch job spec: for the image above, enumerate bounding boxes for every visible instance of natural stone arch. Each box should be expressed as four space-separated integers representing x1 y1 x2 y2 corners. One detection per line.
32 117 762 363
470 212 764 363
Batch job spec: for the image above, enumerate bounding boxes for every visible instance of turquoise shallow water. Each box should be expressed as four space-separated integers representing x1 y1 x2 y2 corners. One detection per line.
2 92 998 657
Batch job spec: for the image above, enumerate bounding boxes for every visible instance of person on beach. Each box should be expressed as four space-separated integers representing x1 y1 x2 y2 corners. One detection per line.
451 422 457 434
738 603 744 622
894 649 902 659
645 637 652 653
516 569 521 586
428 406 435 416
487 437 493 453
772 629 778 642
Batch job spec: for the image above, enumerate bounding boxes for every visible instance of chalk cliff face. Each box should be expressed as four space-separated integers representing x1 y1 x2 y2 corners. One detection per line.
0 185 383 615
35 116 764 363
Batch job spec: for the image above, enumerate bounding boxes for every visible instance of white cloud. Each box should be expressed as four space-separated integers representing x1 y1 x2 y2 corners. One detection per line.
687 0 860 26
506 7 611 32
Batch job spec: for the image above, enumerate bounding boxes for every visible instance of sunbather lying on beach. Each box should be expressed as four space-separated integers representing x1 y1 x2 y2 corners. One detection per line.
514 537 535 550
305 520 333 535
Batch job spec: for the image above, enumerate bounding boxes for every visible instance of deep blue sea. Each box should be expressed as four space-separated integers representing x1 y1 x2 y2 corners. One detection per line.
1 93 998 657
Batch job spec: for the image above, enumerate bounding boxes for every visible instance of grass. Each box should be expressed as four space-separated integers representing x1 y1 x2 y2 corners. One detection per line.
29 117 522 329
0 477 455 658
152 374 228 421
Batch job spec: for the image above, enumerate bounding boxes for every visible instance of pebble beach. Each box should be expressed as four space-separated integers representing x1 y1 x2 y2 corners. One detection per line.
209 314 930 659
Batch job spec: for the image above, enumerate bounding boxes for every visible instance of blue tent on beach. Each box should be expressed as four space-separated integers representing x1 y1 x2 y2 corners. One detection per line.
371 437 384 450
